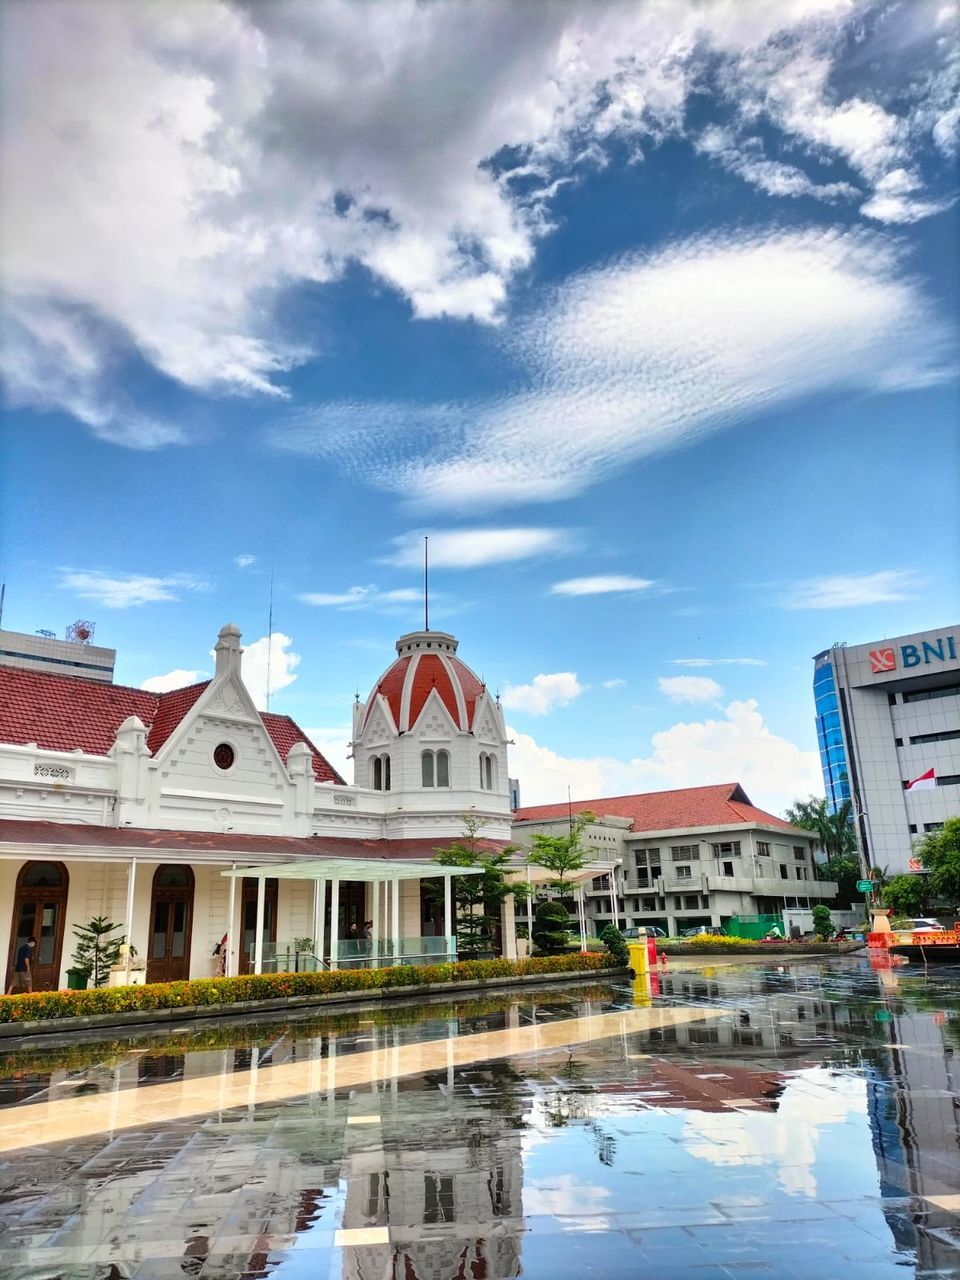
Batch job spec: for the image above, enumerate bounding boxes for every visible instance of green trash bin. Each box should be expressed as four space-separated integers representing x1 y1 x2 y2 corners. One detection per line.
66 968 89 990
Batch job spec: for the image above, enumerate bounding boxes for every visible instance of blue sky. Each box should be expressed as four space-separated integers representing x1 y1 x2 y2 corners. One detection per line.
1 0 958 812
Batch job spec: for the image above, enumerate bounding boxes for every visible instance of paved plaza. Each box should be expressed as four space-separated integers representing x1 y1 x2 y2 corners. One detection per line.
1 956 959 1279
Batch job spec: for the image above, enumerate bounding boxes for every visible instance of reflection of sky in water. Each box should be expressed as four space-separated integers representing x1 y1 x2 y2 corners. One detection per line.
3 962 960 1279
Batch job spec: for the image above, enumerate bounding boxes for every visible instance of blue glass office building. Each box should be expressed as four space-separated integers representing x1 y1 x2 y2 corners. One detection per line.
813 650 852 814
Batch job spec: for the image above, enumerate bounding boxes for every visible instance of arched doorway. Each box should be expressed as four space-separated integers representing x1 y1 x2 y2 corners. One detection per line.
239 877 279 974
6 861 69 992
147 865 194 984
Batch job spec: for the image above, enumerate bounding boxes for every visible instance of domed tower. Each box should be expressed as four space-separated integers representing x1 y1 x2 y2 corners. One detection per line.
352 629 511 836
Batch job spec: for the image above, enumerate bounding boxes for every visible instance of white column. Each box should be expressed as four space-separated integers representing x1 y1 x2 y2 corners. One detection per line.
443 874 453 961
124 858 137 946
253 876 266 974
316 878 326 970
312 879 322 959
391 877 401 965
372 880 381 966
577 888 587 952
609 872 618 931
329 877 340 970
225 866 237 978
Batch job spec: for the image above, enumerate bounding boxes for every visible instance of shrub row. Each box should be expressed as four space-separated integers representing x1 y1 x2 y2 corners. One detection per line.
0 952 613 1025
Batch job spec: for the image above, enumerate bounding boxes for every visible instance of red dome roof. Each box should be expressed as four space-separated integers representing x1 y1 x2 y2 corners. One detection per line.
364 631 486 733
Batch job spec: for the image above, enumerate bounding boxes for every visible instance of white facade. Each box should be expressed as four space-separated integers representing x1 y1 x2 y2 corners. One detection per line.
0 627 115 682
0 623 514 989
816 625 960 874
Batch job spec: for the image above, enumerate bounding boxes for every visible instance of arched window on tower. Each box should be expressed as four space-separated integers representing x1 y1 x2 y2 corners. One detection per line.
479 751 496 791
372 753 391 791
436 749 450 787
421 750 435 788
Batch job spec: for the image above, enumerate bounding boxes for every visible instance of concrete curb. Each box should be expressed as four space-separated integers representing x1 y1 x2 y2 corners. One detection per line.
0 967 629 1043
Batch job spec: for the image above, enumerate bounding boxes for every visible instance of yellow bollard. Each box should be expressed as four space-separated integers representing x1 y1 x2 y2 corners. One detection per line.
627 941 649 978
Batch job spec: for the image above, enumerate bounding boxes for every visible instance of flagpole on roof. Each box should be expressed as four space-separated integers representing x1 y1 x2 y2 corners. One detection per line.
424 536 429 632
266 567 274 712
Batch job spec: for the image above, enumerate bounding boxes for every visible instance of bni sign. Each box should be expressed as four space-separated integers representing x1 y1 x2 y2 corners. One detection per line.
908 857 925 873
870 634 958 675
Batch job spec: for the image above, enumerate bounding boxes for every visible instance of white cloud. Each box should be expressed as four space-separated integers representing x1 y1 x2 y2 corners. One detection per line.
670 657 766 667
5 0 956 442
782 569 923 609
58 570 209 609
551 575 657 597
602 678 626 688
234 554 257 569
239 632 300 710
658 675 725 703
277 226 956 510
140 668 206 693
501 672 585 716
299 585 421 611
508 698 822 814
303 724 353 784
386 527 567 569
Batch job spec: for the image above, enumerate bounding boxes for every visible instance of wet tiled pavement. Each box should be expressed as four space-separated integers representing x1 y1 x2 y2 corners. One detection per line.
1 955 959 1278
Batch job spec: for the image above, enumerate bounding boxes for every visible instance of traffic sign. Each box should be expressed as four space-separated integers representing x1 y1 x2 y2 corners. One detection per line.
857 879 875 893
875 1009 893 1023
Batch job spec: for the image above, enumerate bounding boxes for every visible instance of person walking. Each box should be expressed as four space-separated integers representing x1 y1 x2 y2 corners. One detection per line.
6 935 36 994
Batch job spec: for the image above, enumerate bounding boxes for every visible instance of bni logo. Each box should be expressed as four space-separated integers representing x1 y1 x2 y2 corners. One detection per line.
870 647 896 673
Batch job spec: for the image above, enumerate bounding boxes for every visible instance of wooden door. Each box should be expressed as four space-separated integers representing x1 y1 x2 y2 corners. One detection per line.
6 861 68 991
147 865 194 983
239 878 279 974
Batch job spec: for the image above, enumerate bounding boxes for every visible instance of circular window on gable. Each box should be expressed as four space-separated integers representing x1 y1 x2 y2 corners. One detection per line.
214 743 235 771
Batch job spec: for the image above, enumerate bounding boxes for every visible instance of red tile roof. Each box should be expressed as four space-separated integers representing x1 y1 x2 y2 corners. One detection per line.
514 783 798 834
364 650 486 733
0 820 509 862
0 666 344 784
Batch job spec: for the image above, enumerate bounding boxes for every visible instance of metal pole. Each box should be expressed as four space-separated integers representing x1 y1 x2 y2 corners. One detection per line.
609 871 618 931
578 888 587 952
253 876 266 974
443 873 453 962
329 877 340 970
225 865 237 977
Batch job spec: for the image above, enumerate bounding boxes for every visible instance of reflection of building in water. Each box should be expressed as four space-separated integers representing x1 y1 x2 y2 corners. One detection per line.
866 996 960 1274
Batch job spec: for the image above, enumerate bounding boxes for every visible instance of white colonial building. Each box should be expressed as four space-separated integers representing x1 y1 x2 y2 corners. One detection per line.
0 623 517 990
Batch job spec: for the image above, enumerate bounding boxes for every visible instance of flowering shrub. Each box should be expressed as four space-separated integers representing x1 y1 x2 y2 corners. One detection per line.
0 951 613 1025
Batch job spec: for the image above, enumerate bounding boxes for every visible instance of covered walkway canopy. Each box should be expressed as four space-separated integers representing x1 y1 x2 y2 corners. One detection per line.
506 857 623 947
221 857 483 974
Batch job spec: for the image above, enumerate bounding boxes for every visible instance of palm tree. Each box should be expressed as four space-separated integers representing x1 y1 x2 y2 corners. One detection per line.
784 797 857 859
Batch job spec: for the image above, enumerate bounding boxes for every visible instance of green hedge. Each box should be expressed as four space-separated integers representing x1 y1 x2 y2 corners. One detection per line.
0 952 613 1025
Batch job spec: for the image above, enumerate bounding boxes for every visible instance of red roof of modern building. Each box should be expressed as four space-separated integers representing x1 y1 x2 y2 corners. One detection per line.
0 819 510 862
364 631 487 733
0 666 344 784
514 783 798 834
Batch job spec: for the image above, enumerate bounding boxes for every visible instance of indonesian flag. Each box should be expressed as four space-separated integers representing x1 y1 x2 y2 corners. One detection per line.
906 768 936 791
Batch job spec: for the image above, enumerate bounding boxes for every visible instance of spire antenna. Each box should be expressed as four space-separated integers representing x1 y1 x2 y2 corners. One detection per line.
424 535 430 631
265 567 274 712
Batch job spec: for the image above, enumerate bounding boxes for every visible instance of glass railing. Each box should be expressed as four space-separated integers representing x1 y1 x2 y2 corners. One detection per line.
260 936 458 971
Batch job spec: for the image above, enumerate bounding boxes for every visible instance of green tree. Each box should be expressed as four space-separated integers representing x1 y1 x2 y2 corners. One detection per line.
915 817 960 906
883 873 931 918
433 816 529 958
528 812 596 895
532 900 571 955
811 904 834 940
71 916 125 988
813 855 861 908
599 923 629 967
785 796 857 859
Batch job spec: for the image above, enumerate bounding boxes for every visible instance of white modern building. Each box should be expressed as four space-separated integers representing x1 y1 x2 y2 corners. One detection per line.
513 785 838 937
813 625 960 875
0 623 523 990
0 626 116 682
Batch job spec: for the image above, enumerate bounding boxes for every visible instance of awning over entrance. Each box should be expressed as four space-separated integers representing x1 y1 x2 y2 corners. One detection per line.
219 858 483 975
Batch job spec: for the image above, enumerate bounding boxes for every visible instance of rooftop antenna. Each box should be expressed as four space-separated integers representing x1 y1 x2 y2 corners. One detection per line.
568 784 573 835
265 568 274 712
424 535 430 631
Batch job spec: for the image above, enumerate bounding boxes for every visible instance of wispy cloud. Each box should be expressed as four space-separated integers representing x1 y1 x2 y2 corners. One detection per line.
59 570 209 609
781 569 923 610
385 527 568 569
501 672 585 716
551 575 657 597
670 657 766 668
141 668 206 693
299 585 421 611
275 227 955 511
602 678 626 688
658 675 725 703
234 554 256 569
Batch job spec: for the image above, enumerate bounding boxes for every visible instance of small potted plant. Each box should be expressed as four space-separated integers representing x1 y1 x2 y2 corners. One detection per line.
72 916 124 988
